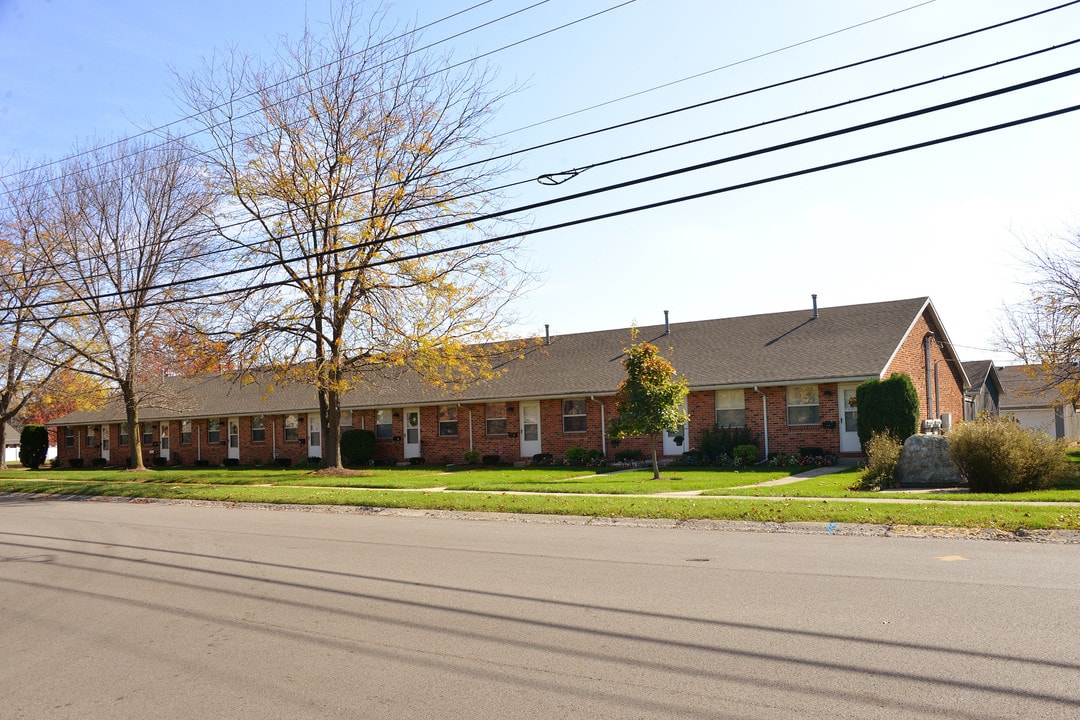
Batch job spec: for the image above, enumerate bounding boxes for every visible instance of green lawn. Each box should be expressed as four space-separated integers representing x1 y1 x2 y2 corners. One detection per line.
2 462 1079 531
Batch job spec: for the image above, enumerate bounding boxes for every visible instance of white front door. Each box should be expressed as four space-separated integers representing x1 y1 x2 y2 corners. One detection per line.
839 384 861 453
519 401 542 458
662 401 688 456
100 424 110 462
159 423 170 461
227 417 240 460
404 408 421 459
307 412 322 458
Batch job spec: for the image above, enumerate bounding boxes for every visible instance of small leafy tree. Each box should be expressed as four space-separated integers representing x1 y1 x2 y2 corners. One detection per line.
340 429 376 466
18 424 48 470
607 338 689 479
856 373 920 446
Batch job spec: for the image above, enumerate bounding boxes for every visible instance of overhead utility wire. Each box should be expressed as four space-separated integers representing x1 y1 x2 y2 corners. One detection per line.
17 66 1080 321
25 100 1080 325
502 0 940 136
22 53 1078 305
3 0 1065 260
0 0 511 182
23 20 1079 294
0 0 621 188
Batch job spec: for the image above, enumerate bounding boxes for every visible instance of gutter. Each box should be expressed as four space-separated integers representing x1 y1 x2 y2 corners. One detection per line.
753 386 769 458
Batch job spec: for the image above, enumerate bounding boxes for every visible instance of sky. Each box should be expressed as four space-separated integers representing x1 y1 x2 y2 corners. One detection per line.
2 0 1080 366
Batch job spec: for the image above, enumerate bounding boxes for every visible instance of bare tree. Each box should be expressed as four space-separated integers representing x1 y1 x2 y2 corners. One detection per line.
175 1 527 468
39 136 219 470
999 231 1080 400
0 163 71 467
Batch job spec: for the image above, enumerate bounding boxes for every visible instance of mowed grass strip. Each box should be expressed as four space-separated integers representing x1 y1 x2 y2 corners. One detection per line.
2 478 1079 530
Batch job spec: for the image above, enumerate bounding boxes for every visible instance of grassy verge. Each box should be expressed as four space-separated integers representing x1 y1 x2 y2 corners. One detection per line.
2 465 1080 530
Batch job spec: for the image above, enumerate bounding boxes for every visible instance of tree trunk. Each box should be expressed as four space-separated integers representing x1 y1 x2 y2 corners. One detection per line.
123 386 145 471
0 420 7 470
651 436 660 480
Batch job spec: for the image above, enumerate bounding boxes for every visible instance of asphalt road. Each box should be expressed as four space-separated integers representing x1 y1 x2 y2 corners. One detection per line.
2 497 1079 719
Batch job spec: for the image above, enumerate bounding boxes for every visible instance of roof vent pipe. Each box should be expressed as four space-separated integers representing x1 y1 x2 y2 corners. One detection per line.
812 294 818 319
545 324 550 346
664 310 670 335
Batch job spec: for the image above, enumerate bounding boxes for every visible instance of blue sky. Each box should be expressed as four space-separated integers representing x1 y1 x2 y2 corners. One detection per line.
3 0 1079 365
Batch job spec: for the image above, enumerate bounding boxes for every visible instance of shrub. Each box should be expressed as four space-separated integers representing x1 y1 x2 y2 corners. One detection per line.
482 454 501 465
153 456 167 466
856 373 920 446
531 452 554 466
798 446 824 458
564 446 591 466
274 457 292 467
948 415 1072 493
19 425 49 470
614 449 643 462
408 456 425 465
171 452 183 467
195 459 211 467
733 444 758 466
463 450 480 464
341 428 376 466
222 458 240 467
68 458 84 468
697 425 756 462
855 431 903 490
91 457 107 467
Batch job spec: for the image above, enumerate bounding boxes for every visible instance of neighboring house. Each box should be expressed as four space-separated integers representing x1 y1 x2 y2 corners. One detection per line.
997 364 1080 440
3 423 21 464
961 360 1002 421
48 296 968 466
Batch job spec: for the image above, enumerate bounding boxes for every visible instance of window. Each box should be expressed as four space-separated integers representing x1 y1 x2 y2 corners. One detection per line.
160 424 169 452
486 403 507 435
340 412 353 430
65 427 74 448
85 425 96 447
142 424 154 446
787 385 820 426
180 420 192 445
119 424 129 447
284 415 299 443
207 418 221 444
308 415 321 448
375 409 393 439
715 389 746 427
251 415 266 442
439 406 458 436
562 399 587 432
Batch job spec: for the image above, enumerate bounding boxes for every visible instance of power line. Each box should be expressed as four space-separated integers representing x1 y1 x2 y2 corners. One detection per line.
13 14 1077 293
15 72 1080 324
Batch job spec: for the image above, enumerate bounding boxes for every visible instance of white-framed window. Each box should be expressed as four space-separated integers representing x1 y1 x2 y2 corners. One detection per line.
119 424 129 446
486 403 507 435
340 411 353 431
160 423 169 452
65 427 75 448
787 385 820 426
562 399 587 432
85 425 96 447
439 406 458 436
375 409 393 439
207 418 221 444
251 415 266 443
715 389 746 427
284 414 299 443
142 424 154 446
180 419 192 445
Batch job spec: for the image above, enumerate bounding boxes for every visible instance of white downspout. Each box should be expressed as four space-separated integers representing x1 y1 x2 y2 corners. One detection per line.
589 396 607 457
272 419 277 459
753 387 769 459
197 422 202 462
465 405 473 451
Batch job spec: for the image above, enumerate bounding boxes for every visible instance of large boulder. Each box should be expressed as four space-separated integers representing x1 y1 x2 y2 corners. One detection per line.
895 434 965 487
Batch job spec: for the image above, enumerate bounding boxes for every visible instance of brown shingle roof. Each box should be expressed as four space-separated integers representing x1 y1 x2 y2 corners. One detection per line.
997 365 1074 409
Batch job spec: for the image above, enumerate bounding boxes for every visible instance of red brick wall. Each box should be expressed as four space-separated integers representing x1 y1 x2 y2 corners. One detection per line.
883 312 966 425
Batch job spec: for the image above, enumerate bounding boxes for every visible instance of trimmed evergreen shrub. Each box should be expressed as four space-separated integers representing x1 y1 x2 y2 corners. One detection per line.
531 452 554 466
482 454 501 465
222 457 240 467
274 457 292 467
798 447 824 458
19 425 49 470
614 449 644 462
697 424 756 462
463 450 480 464
153 456 167 466
733 444 758 466
341 428 376 466
564 446 590 465
91 457 107 467
856 373 920 446
195 459 211 467
948 415 1072 493
68 458 84 468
